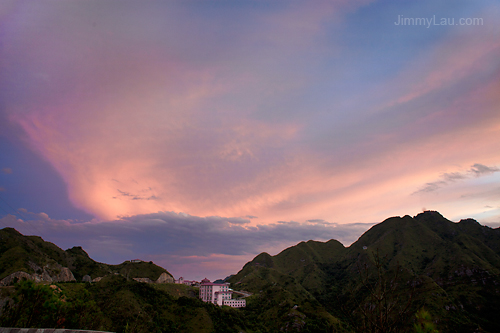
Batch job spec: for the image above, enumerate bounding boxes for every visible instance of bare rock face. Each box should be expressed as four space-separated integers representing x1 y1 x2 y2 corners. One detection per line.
0 271 33 286
82 274 92 282
156 272 174 284
0 266 76 285
92 276 103 282
56 267 76 282
43 270 53 281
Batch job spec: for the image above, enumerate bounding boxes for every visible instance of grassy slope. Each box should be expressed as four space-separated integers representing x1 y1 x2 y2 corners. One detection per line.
0 228 64 279
229 243 346 332
0 228 173 282
109 261 172 281
229 211 500 332
152 282 197 298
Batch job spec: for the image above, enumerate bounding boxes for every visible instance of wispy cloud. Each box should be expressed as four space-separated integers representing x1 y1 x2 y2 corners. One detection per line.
414 164 500 194
116 189 159 201
306 219 335 225
470 163 500 176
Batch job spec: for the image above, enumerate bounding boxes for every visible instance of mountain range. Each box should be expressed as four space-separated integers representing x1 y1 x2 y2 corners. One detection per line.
0 227 173 285
1 210 499 332
227 211 500 332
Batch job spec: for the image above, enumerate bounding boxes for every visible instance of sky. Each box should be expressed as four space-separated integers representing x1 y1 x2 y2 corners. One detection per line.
1 0 499 281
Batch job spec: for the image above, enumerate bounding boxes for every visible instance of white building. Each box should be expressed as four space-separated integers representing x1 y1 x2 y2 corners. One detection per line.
199 278 246 308
175 276 198 286
222 298 246 308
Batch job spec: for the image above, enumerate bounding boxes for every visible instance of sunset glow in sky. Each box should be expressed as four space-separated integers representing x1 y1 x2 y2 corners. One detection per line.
1 0 499 280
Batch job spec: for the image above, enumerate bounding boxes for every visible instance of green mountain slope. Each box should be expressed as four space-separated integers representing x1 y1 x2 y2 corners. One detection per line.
229 211 500 332
0 227 76 280
2 211 500 332
229 241 347 332
109 260 170 281
0 227 173 282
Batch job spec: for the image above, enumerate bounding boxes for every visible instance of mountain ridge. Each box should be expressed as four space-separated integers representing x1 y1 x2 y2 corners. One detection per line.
2 211 500 332
0 227 173 284
228 211 500 332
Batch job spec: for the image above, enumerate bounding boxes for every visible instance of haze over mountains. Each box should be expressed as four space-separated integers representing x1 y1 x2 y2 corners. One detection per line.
1 211 499 332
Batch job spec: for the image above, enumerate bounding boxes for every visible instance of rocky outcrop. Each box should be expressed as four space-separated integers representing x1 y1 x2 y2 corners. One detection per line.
0 271 33 286
0 266 75 286
1 268 172 286
156 272 174 284
33 270 53 283
55 267 76 282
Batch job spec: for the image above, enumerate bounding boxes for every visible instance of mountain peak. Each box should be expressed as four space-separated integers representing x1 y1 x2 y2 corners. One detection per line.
251 252 274 268
414 210 445 220
65 246 90 258
458 218 480 226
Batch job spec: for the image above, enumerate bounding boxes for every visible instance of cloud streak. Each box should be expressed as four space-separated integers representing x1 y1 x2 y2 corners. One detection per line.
414 163 500 194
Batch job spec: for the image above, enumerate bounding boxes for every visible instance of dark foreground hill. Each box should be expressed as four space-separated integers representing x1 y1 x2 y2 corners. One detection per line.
228 211 500 332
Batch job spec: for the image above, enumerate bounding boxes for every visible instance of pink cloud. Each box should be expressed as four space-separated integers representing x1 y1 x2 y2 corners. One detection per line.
3 1 500 228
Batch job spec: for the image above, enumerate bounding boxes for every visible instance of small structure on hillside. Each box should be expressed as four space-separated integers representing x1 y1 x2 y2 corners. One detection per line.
175 276 198 286
130 259 143 263
199 278 246 308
